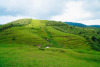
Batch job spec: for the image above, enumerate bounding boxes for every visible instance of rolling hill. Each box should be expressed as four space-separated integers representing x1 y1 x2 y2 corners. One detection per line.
0 19 100 50
88 25 100 27
0 19 90 49
0 19 100 67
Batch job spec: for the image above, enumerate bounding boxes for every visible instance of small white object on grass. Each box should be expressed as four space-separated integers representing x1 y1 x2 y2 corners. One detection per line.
45 46 50 48
26 46 29 47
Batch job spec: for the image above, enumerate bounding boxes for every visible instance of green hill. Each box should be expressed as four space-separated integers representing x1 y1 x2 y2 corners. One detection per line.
0 19 100 50
0 19 90 49
0 19 100 67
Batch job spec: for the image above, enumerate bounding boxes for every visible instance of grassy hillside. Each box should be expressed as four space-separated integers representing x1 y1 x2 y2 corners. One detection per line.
0 19 90 49
51 24 100 51
0 19 100 67
0 19 100 50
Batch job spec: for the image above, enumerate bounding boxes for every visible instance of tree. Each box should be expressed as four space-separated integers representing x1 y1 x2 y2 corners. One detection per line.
97 31 100 34
91 36 97 41
98 38 100 44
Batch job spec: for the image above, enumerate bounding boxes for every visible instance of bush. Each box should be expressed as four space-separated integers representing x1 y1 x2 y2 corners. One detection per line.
46 21 68 26
12 37 16 41
91 36 97 41
97 31 100 34
91 42 100 51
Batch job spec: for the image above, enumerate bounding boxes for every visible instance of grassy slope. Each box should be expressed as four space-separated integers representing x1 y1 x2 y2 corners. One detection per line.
46 26 89 49
0 19 100 67
0 19 46 46
0 44 100 67
51 25 100 51
0 19 90 49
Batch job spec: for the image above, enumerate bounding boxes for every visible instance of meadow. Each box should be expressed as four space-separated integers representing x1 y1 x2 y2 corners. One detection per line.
0 43 100 67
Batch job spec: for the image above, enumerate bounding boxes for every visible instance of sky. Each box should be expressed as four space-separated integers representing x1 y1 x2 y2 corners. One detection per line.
0 0 100 25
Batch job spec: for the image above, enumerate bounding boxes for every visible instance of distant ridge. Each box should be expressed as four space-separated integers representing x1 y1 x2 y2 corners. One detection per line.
88 25 100 27
64 22 87 27
64 22 100 27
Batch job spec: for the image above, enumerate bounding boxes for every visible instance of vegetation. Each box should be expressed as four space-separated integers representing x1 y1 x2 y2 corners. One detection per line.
0 43 100 67
0 19 31 31
0 19 100 67
51 25 100 51
0 19 90 49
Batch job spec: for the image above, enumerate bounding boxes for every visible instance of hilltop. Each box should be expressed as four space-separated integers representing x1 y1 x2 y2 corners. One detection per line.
0 19 90 49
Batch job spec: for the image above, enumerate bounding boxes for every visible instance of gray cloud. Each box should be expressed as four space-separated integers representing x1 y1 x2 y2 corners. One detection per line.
0 0 67 19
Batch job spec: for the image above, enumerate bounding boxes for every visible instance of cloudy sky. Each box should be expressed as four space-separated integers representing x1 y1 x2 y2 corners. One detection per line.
0 0 100 25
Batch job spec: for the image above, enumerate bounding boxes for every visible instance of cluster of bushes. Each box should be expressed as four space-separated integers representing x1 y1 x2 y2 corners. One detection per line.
91 36 100 44
46 21 68 26
91 36 100 51
0 19 32 31
97 31 100 34
91 42 100 51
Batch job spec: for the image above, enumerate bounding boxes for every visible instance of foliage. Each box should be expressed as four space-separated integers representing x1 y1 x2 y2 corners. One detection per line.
0 19 100 51
0 19 100 67
49 25 100 51
47 21 68 26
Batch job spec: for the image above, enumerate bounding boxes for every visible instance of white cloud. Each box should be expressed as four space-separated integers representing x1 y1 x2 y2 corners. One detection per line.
78 19 100 25
0 16 34 24
51 1 93 22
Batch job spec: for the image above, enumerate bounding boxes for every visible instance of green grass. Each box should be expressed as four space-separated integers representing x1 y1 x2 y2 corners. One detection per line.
46 26 90 49
51 26 100 51
0 43 100 67
0 19 100 67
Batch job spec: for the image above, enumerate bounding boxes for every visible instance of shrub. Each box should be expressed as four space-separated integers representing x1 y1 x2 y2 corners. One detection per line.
91 36 97 41
91 42 100 51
